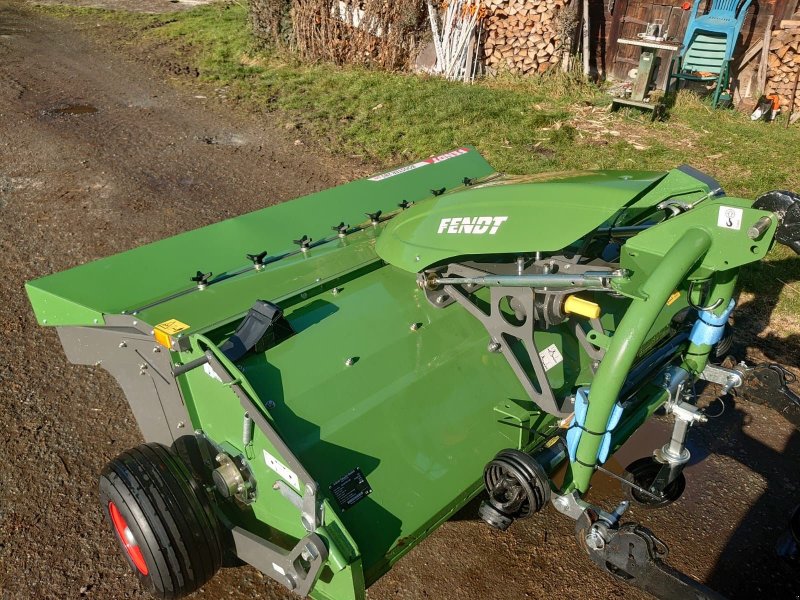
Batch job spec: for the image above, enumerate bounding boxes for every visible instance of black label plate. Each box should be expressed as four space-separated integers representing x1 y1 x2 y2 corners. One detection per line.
329 468 372 511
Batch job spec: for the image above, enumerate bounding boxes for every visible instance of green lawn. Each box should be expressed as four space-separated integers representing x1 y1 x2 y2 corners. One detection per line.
34 2 800 328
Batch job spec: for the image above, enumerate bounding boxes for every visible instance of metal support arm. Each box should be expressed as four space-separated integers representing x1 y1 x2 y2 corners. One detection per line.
567 228 714 493
428 270 628 290
231 527 328 597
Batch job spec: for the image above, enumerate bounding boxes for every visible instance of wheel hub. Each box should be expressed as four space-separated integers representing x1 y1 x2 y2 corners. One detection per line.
108 501 149 576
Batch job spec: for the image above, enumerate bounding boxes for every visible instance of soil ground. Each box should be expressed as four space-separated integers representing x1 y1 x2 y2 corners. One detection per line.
0 2 798 599
33 0 216 13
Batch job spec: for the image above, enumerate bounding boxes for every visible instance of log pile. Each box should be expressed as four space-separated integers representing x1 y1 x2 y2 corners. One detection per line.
481 0 574 75
766 18 800 113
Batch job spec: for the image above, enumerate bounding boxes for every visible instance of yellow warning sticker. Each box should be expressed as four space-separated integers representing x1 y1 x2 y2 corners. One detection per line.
667 291 681 306
155 319 190 335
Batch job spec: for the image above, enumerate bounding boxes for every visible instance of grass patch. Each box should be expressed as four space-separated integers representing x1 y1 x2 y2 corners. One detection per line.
31 2 800 328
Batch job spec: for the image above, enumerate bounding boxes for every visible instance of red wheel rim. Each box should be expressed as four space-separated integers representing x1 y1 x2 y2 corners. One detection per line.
108 501 149 575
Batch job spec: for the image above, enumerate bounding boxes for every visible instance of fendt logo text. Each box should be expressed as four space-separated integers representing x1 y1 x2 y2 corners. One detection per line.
437 216 508 235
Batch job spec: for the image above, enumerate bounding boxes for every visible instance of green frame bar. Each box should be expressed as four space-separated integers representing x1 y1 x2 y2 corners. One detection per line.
565 227 714 493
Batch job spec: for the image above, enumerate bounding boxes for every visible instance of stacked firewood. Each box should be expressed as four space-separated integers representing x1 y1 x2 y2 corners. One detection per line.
482 0 573 75
767 19 800 113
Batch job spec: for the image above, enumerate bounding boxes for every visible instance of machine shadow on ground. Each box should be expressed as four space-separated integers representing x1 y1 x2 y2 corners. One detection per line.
703 400 799 598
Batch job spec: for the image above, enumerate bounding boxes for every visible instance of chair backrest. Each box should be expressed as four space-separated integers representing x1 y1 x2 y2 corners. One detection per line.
707 0 744 17
679 0 753 62
683 32 728 73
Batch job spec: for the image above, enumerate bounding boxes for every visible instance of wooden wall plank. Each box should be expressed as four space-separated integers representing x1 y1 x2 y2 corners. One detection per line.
600 0 784 101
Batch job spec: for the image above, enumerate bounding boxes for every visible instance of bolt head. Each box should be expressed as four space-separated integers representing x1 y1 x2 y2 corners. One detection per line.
487 341 501 353
585 530 605 550
266 400 276 409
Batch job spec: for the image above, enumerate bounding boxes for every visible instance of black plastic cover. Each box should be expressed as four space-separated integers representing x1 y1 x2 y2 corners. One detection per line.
753 190 800 254
219 300 294 362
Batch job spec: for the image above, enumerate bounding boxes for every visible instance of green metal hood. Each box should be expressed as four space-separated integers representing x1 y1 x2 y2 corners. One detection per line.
26 147 495 327
375 170 665 272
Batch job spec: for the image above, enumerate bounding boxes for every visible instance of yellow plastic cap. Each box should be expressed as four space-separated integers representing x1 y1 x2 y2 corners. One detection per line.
564 296 601 319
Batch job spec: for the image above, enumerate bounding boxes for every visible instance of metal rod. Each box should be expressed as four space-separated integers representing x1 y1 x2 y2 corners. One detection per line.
665 418 690 459
172 354 209 377
594 464 663 501
594 224 652 236
432 270 628 289
582 0 590 78
787 65 799 130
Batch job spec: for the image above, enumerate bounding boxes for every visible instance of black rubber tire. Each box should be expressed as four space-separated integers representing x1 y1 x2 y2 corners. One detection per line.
98 443 225 599
622 456 686 509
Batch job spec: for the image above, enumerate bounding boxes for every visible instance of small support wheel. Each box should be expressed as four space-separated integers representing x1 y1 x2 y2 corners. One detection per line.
622 456 686 509
99 443 225 599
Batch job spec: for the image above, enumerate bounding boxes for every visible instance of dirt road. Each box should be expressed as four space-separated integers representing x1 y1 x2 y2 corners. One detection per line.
0 3 798 599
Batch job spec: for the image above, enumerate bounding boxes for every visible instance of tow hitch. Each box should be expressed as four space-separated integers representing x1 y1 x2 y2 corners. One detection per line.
740 363 800 429
575 506 726 600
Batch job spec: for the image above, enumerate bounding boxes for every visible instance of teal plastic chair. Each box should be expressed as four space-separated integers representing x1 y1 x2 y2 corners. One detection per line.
668 0 753 107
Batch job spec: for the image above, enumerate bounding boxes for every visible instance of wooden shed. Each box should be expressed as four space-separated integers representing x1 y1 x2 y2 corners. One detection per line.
595 0 800 108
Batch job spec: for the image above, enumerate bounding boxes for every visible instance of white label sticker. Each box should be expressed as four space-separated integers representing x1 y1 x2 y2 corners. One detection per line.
539 343 563 371
263 449 300 490
203 362 222 382
717 206 743 230
368 147 469 181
